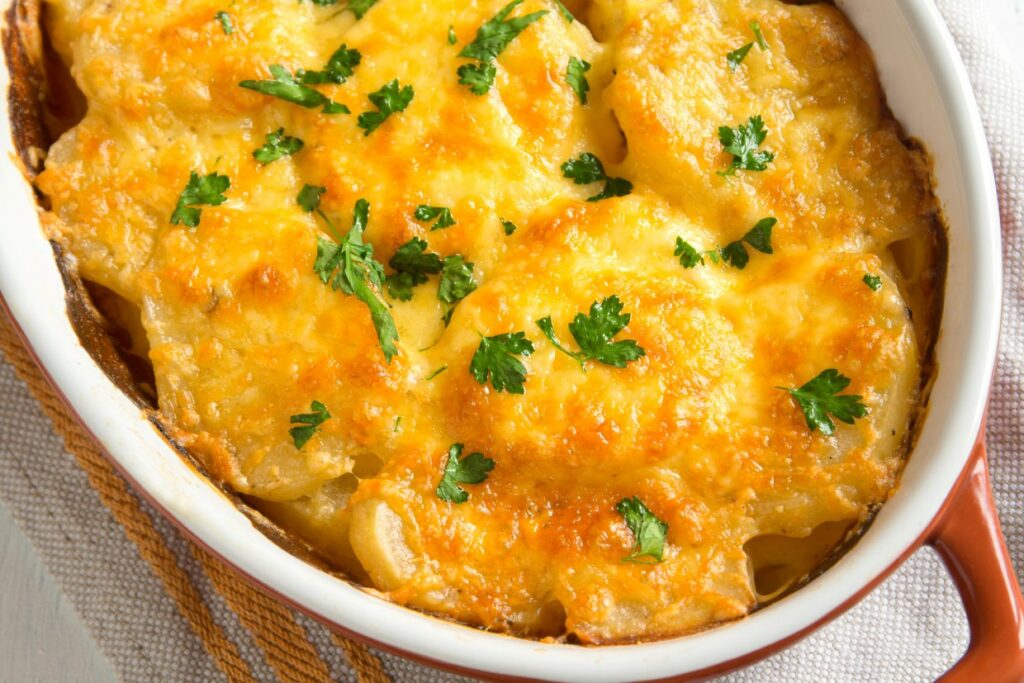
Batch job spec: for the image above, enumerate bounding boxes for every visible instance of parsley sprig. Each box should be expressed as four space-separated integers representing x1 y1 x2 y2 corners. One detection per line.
726 20 769 70
561 152 633 202
296 45 361 85
779 369 869 435
616 497 668 563
675 217 776 270
438 255 478 324
357 79 414 135
718 115 775 177
240 64 349 114
457 0 548 95
566 57 591 105
303 190 399 362
536 296 645 371
386 237 443 301
170 171 230 227
863 274 882 291
253 129 304 165
436 443 495 503
414 205 456 230
470 332 534 394
289 401 331 449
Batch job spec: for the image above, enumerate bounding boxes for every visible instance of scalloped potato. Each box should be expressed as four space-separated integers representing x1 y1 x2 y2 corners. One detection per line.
37 0 942 642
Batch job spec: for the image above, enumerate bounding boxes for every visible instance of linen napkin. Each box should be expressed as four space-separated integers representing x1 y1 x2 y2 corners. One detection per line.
1 0 1021 680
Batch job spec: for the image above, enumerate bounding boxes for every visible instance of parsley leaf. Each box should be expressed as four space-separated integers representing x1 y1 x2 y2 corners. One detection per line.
457 0 548 95
448 25 457 45
438 255 478 324
240 64 350 114
537 295 645 370
750 20 768 50
717 115 775 177
863 274 882 291
778 369 869 436
674 237 705 269
357 79 414 135
414 205 456 230
501 219 517 236
385 237 443 301
726 42 753 71
553 0 574 22
170 171 230 227
616 496 668 563
436 443 495 503
561 152 633 202
312 199 399 362
459 1 548 62
347 0 377 18
289 401 330 449
566 57 591 105
718 217 776 270
297 184 326 213
215 11 233 35
457 62 498 95
253 128 304 165
470 332 534 394
297 45 361 85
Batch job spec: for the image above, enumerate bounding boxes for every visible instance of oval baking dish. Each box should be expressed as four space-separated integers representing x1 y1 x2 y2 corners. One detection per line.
2 0 1021 680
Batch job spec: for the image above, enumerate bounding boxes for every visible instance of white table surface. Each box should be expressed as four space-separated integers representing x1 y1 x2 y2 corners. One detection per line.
2 4 1024 683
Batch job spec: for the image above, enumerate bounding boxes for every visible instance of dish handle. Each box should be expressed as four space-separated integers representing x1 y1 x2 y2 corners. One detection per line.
928 441 1024 681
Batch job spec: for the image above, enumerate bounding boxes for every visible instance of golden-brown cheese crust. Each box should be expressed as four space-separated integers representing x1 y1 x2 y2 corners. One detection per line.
36 0 937 642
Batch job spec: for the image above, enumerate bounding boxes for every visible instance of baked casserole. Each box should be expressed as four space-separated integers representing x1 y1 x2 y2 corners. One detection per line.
11 0 945 643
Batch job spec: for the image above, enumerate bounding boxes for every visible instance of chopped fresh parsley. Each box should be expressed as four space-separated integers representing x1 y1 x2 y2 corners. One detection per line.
553 0 574 22
778 369 869 436
675 237 705 269
296 45 361 85
616 496 668 563
863 274 883 291
357 79 414 135
470 332 534 394
566 57 591 105
385 237 443 301
457 0 549 95
719 216 776 269
425 365 448 380
438 255 478 324
726 21 768 70
414 205 456 230
239 64 349 114
312 198 399 362
435 443 495 503
501 219 517 236
457 62 498 95
536 296 645 371
726 43 753 71
253 128 304 165
289 401 330 449
717 115 775 177
297 184 327 213
448 25 457 45
751 20 768 50
676 218 775 270
308 0 377 18
170 171 230 227
561 152 633 202
215 11 233 35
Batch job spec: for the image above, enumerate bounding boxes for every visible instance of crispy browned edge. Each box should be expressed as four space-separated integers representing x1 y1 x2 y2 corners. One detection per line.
3 0 948 643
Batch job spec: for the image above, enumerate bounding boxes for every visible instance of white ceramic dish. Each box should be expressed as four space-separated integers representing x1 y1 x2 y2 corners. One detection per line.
1 0 1018 680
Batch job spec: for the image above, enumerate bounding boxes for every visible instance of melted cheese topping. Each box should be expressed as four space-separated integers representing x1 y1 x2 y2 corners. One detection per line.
38 0 939 642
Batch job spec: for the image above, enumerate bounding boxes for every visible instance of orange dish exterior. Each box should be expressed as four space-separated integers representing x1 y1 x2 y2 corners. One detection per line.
35 0 943 642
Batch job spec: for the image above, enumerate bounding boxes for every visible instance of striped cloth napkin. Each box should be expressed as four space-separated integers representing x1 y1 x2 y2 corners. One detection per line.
1 0 1021 680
